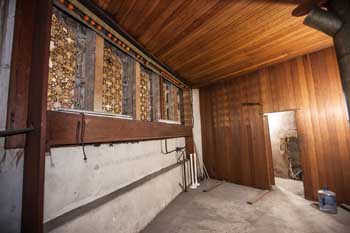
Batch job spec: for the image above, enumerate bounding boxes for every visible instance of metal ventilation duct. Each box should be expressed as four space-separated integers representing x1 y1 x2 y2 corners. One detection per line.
303 0 350 121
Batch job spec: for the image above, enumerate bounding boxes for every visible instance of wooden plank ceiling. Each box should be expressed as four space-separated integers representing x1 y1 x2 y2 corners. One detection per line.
92 0 333 86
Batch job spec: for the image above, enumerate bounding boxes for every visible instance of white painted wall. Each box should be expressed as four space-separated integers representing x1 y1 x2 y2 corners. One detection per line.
192 89 204 176
267 111 298 178
0 1 23 233
44 138 186 222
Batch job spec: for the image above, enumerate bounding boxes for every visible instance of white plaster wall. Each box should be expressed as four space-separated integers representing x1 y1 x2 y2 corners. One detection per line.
0 1 23 233
44 138 185 222
48 164 186 233
267 111 298 178
192 89 204 176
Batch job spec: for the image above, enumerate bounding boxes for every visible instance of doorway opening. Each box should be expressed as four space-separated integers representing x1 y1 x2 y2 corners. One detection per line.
265 111 304 197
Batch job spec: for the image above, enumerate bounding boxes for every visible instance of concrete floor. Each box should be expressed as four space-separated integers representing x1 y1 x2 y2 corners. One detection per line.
274 177 305 198
142 179 350 233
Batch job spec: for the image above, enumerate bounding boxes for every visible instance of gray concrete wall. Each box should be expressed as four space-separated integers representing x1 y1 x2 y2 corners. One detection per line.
47 163 187 233
0 1 23 233
44 137 188 232
0 0 15 132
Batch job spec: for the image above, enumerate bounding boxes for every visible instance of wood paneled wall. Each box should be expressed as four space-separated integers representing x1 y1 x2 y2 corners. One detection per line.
200 47 350 204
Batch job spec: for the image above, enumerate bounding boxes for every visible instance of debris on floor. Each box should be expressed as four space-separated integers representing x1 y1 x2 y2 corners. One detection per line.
247 189 270 205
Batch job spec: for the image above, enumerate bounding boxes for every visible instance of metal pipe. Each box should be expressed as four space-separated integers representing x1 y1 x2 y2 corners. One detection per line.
182 151 188 192
160 139 177 154
0 127 34 137
304 7 342 36
190 154 196 189
193 153 200 187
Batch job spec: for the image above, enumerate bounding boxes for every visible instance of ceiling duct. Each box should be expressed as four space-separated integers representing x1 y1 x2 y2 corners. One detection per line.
303 7 342 36
295 0 350 121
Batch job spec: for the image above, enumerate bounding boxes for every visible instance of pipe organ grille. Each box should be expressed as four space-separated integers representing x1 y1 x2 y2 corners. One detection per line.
47 14 78 110
174 87 182 122
102 47 123 114
140 71 151 121
162 79 182 122
163 80 172 120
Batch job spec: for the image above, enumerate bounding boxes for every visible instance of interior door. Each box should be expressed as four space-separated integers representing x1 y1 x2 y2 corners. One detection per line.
240 104 272 190
263 115 275 186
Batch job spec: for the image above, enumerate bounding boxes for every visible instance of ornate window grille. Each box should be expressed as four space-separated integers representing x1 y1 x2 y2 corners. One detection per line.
140 71 151 121
162 79 183 122
102 46 124 114
47 13 78 110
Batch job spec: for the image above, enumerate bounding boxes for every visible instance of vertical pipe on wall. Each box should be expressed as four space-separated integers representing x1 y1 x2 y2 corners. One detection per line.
193 153 200 187
190 154 196 189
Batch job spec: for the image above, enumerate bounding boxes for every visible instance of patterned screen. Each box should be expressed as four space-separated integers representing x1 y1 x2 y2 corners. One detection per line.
102 46 124 114
175 86 182 122
140 71 151 121
47 14 77 110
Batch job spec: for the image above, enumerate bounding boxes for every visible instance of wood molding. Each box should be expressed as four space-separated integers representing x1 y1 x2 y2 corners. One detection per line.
47 111 192 147
93 34 104 112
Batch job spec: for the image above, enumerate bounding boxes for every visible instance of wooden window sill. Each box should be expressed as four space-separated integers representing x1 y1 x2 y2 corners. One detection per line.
47 111 192 147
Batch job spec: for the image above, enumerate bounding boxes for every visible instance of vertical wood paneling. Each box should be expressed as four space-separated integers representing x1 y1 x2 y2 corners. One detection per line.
200 47 350 204
200 73 271 190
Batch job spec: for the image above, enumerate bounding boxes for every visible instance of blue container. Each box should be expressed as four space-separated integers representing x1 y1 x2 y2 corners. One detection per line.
318 187 337 214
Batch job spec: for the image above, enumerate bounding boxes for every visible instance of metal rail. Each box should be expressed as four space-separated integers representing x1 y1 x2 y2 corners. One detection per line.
0 127 35 137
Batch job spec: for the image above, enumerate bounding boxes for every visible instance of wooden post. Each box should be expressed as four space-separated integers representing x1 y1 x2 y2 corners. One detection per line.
7 0 53 232
93 34 104 112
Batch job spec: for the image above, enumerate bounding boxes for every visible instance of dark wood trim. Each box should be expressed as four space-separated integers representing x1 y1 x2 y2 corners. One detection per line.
159 77 165 119
47 111 192 147
13 0 53 232
77 0 190 87
182 88 194 156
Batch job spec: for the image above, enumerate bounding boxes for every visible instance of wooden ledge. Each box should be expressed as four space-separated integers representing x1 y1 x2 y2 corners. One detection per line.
47 111 192 147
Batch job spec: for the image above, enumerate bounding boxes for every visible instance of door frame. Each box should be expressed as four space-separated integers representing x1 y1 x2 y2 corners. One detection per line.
262 109 306 196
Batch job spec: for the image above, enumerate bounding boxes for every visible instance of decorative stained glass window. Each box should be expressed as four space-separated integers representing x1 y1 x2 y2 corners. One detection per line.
47 13 78 110
102 46 123 114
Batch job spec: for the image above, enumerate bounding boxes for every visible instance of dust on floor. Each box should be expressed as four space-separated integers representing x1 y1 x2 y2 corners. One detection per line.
141 179 350 233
